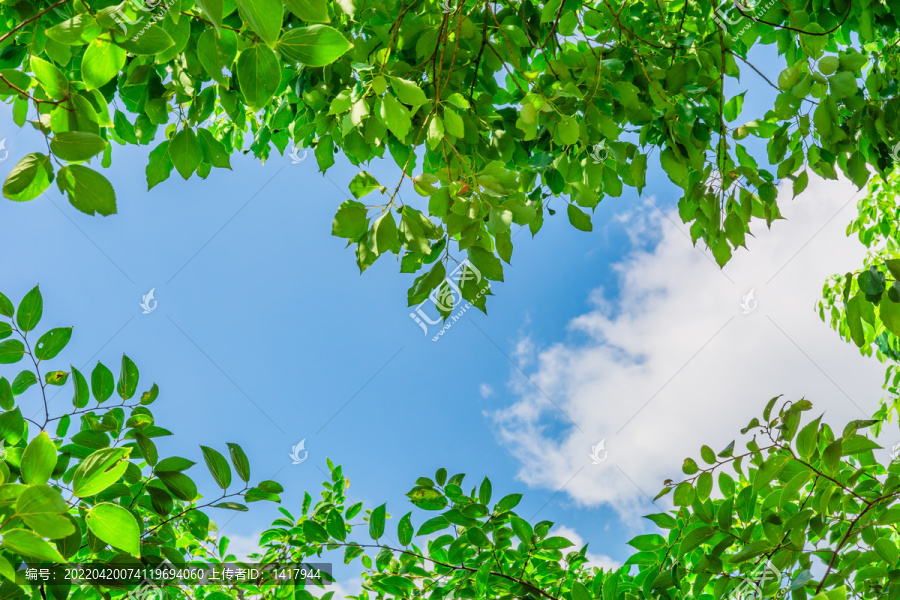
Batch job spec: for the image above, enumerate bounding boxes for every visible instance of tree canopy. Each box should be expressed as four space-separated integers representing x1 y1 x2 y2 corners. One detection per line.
0 285 896 600
1 0 898 314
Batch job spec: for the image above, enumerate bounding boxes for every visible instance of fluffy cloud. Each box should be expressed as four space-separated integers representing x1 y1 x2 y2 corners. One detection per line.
492 174 890 521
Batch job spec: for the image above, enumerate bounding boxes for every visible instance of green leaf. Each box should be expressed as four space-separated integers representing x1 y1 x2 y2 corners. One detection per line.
236 0 283 46
571 582 591 600
509 515 533 542
380 95 411 140
50 132 108 162
16 286 42 333
495 493 522 512
12 371 37 395
427 114 444 149
723 92 745 121
197 29 238 84
16 485 75 539
390 77 428 106
277 25 352 66
285 0 331 22
0 292 13 318
443 107 464 138
2 529 68 563
71 367 89 408
45 15 102 45
0 340 25 365
326 510 347 540
73 448 131 497
157 471 198 501
226 443 251 482
91 362 114 402
21 432 57 485
116 354 139 400
880 296 900 337
728 540 772 563
34 328 72 361
828 71 857 99
57 165 117 216
467 247 503 282
196 0 225 31
3 153 54 202
627 533 665 551
169 127 203 180
31 57 69 100
201 446 233 489
140 383 159 405
841 434 881 455
407 486 447 510
113 25 175 55
213 502 249 511
332 200 368 239
81 39 126 90
369 503 386 540
541 536 574 549
86 502 141 556
397 512 413 545
567 204 592 232
146 141 174 190
478 476 492 505
155 457 196 472
796 415 822 459
134 432 158 466
556 115 579 146
0 377 13 410
846 295 866 347
237 44 280 108
373 212 398 254
302 519 330 542
874 538 899 565
349 172 381 199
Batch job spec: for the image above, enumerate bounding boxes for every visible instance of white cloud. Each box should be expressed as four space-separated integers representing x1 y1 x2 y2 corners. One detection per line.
480 383 495 398
552 525 622 571
493 174 889 521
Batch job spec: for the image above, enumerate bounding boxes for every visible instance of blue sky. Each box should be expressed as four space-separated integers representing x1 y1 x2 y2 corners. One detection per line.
0 111 643 567
2 40 886 586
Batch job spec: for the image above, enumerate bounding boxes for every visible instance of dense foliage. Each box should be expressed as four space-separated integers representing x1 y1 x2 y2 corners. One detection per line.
819 171 900 427
257 400 896 600
0 284 288 599
1 0 898 313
